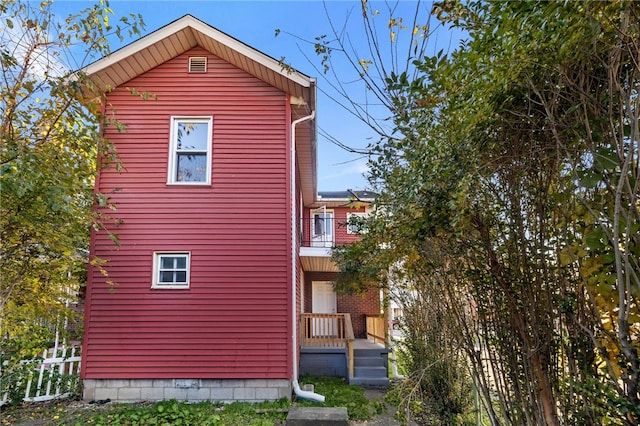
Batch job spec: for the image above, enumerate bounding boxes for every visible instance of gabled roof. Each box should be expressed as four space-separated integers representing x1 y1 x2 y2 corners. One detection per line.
81 14 318 204
82 14 314 102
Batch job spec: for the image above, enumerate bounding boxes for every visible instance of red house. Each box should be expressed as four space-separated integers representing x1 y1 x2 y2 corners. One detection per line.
81 15 388 403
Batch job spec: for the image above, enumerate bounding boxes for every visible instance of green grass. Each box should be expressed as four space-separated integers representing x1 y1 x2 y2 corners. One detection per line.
297 376 386 421
2 399 291 426
66 399 290 426
1 377 385 425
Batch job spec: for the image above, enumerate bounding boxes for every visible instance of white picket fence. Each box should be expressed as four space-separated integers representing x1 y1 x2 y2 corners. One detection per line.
0 346 81 406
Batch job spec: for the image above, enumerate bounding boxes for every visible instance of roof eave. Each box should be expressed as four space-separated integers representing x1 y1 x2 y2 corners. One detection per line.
80 14 313 95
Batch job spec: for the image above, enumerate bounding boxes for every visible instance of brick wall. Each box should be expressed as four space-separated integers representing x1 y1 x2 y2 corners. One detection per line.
337 289 381 338
304 272 381 338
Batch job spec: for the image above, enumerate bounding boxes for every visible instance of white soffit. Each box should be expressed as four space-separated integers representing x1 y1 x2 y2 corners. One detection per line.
82 15 312 90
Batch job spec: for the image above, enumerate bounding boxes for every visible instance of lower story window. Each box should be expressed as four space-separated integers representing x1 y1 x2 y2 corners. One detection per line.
153 252 190 289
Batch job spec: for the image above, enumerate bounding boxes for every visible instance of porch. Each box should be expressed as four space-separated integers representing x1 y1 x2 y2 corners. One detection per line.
299 313 390 387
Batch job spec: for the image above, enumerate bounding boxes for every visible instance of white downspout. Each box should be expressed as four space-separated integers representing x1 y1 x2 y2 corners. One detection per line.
290 110 325 402
388 317 405 380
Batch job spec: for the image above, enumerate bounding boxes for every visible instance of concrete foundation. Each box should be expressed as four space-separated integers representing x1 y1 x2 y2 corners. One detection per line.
83 378 291 403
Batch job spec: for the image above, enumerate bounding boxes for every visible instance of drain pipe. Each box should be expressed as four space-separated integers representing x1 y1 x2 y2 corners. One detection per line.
387 296 405 380
293 379 325 402
389 347 405 380
290 109 325 403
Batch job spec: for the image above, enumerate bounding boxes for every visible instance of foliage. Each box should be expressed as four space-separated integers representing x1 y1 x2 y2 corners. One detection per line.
0 358 39 406
390 312 474 425
0 399 289 426
66 399 288 426
322 0 639 425
0 0 143 360
0 353 81 407
297 375 381 421
1 377 386 425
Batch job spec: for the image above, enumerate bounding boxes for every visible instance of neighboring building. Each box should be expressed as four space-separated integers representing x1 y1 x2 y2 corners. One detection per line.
80 15 388 403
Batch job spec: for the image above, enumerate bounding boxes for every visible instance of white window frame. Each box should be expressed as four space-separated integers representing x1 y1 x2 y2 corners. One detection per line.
152 252 191 289
346 212 368 234
312 209 334 247
167 116 212 185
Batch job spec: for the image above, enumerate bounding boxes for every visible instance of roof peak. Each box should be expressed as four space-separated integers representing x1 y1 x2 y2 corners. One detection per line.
81 14 313 93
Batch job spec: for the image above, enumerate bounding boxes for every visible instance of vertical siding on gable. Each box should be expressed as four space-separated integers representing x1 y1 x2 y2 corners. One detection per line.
84 48 291 379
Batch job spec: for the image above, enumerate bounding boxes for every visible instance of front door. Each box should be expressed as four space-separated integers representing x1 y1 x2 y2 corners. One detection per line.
312 281 337 336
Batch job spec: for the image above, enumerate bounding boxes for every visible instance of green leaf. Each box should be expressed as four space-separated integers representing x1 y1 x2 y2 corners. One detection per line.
579 170 600 189
585 230 606 250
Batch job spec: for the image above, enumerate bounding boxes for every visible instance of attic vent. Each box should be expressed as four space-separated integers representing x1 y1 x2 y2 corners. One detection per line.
189 57 207 73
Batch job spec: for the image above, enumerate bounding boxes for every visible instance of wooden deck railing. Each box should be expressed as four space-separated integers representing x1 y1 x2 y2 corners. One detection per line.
300 313 355 378
344 315 355 378
365 315 386 345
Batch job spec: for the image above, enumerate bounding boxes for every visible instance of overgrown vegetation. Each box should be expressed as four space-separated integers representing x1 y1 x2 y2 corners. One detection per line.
304 1 639 425
0 377 384 425
1 0 142 371
298 376 386 421
0 358 81 407
2 399 289 426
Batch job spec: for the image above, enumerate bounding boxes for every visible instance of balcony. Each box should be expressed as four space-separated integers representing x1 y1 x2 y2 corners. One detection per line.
299 216 335 272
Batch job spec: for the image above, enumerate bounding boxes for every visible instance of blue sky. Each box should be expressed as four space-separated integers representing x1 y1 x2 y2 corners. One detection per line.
50 0 463 191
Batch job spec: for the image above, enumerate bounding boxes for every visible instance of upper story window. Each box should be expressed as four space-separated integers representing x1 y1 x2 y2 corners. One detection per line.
152 252 190 289
168 117 212 185
346 212 368 234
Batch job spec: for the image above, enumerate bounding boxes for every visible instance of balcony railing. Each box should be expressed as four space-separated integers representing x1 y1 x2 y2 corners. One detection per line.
298 217 362 248
300 313 355 378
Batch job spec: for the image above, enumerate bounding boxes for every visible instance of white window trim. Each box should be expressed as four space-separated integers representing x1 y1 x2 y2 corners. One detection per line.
312 210 334 238
346 212 368 234
311 209 334 248
152 252 191 289
167 116 212 185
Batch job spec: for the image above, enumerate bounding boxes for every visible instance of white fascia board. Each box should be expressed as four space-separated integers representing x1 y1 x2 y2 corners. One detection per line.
81 16 194 75
82 15 312 89
187 18 313 88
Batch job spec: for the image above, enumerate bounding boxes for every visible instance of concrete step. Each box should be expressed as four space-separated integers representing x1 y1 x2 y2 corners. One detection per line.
354 366 388 378
349 376 390 387
354 348 389 357
286 407 349 425
354 356 386 367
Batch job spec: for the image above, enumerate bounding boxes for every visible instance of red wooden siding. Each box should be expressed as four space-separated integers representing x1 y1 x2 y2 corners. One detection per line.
83 48 292 379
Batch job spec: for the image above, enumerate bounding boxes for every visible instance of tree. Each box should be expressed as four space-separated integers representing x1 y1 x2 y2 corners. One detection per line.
0 0 143 358
317 0 638 424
